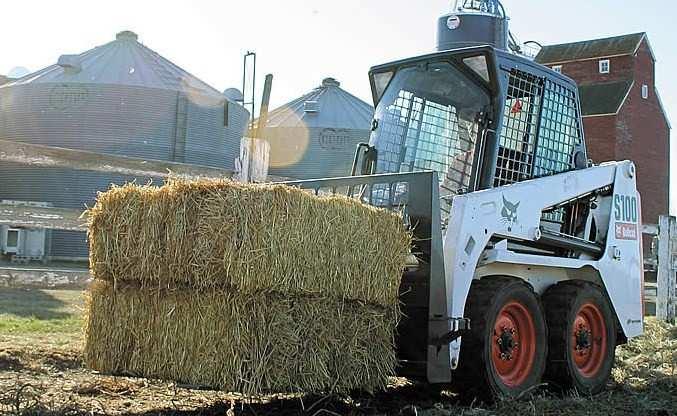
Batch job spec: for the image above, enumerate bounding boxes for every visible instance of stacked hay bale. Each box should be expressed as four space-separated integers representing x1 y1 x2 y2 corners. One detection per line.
84 179 410 394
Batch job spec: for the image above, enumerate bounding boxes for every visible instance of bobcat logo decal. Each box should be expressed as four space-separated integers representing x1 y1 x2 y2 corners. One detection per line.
501 196 520 226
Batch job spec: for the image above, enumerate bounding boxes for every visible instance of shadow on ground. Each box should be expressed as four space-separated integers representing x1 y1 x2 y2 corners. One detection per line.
166 384 452 416
1 373 675 416
0 288 70 320
134 379 677 416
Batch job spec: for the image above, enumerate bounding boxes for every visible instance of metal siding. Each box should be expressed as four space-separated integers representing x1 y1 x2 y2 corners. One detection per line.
184 99 249 169
0 83 247 259
0 162 158 208
0 162 161 258
0 83 247 164
50 230 88 259
267 127 370 179
0 84 176 159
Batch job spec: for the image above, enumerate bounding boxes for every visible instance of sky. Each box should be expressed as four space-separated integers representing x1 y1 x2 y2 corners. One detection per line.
1 0 674 211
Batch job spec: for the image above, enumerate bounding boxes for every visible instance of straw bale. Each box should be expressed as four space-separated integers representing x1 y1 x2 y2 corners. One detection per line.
87 179 410 307
84 281 398 395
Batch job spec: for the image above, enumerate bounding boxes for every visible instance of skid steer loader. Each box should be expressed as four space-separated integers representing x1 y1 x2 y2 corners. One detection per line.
282 0 644 400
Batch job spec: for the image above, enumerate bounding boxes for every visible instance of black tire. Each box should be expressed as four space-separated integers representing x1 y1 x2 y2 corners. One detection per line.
542 281 617 394
455 277 547 401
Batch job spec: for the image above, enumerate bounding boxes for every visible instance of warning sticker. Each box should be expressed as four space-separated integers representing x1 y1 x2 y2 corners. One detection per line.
615 222 638 240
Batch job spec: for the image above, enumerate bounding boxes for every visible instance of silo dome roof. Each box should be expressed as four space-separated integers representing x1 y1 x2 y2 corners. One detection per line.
3 30 224 99
264 77 373 130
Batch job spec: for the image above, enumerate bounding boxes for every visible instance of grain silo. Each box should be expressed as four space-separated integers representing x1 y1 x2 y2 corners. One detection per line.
260 78 373 179
0 31 249 262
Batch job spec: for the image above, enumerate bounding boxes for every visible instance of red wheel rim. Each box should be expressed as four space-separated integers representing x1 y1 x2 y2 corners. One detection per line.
491 301 537 387
571 303 607 378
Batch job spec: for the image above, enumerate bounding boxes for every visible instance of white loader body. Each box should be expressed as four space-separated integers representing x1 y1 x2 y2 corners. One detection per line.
430 161 643 380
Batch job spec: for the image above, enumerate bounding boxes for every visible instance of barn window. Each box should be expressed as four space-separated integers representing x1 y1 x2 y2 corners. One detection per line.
642 84 649 99
599 59 610 74
552 65 562 73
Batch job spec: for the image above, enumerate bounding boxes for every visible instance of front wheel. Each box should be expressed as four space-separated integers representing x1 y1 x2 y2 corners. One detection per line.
455 277 547 400
542 281 617 394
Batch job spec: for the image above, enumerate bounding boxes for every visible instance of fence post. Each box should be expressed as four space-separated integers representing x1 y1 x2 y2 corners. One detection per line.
656 215 677 322
669 216 677 322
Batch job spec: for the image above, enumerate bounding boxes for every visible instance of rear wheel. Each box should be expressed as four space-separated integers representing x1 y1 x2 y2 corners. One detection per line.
456 277 547 400
542 281 617 394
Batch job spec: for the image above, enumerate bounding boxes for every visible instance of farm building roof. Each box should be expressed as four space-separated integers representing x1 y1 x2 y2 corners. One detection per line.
2 31 224 99
263 78 373 130
578 80 633 116
536 33 647 64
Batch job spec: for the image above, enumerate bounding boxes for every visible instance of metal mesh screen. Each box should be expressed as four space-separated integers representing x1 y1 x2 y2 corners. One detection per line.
536 80 583 226
375 89 479 220
494 69 544 186
533 79 582 177
493 71 584 227
494 71 582 185
377 90 462 176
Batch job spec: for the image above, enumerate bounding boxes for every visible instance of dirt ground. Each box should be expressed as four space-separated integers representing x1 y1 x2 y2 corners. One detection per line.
0 287 675 416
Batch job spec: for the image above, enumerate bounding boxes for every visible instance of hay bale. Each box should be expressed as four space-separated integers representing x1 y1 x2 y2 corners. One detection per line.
85 178 410 394
87 179 410 307
84 281 397 395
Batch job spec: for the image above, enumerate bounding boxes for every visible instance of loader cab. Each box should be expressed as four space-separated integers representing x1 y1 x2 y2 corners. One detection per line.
366 46 588 203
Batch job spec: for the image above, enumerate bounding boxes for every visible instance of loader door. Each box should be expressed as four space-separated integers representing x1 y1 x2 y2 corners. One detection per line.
369 60 491 221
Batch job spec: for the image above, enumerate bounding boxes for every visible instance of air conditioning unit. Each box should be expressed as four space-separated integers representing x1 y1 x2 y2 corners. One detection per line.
3 228 21 254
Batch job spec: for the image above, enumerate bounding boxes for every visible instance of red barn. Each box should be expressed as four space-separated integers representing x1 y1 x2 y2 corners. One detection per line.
536 33 671 226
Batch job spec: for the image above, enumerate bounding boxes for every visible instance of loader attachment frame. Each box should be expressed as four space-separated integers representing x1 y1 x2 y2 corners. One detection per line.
282 171 458 381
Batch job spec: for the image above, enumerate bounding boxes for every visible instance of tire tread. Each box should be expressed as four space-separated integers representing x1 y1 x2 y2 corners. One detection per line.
455 277 545 400
542 280 616 393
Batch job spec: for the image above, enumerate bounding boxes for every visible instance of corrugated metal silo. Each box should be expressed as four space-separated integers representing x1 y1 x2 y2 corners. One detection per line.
260 78 373 179
0 31 249 262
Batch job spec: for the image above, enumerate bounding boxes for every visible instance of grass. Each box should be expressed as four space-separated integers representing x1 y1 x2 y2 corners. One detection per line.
0 288 83 336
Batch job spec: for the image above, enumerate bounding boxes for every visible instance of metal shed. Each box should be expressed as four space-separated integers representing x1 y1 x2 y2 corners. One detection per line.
260 78 373 179
0 31 249 262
